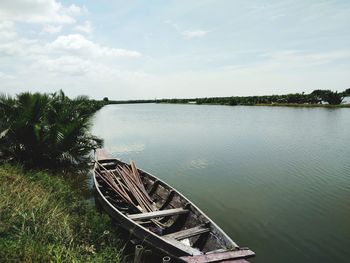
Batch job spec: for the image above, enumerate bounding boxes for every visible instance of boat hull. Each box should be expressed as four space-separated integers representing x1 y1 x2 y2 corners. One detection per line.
94 180 190 257
92 151 252 261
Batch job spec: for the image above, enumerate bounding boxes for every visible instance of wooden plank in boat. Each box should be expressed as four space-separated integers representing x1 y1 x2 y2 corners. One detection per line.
219 260 249 263
164 225 210 240
179 249 255 263
128 208 189 220
162 237 202 256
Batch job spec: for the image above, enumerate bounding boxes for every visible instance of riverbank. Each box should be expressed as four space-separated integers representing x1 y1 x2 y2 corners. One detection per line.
154 90 349 107
0 165 122 262
157 101 350 108
254 103 350 108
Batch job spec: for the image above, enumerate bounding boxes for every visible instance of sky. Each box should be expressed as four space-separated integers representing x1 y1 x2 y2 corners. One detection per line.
0 0 349 100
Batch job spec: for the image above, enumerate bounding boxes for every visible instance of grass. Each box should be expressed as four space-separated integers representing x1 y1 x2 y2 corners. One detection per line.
0 165 123 262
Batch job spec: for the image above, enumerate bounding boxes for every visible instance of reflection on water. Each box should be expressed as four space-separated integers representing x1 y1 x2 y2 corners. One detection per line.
92 104 350 263
108 143 145 155
188 158 208 169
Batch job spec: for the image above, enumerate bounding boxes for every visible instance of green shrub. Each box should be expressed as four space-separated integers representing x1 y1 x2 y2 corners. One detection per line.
0 91 103 172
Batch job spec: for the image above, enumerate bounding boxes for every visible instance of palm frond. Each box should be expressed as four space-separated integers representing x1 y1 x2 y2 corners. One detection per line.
0 91 102 171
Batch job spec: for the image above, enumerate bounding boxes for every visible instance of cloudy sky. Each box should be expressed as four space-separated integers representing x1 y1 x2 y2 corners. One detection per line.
0 0 349 99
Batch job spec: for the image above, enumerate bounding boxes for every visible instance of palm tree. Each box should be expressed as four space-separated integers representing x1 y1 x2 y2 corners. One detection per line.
0 91 103 172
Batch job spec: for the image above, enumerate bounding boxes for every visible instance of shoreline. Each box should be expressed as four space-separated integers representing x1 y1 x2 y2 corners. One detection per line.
155 102 350 108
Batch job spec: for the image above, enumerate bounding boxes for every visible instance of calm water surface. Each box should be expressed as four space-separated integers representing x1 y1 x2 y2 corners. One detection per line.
92 104 350 263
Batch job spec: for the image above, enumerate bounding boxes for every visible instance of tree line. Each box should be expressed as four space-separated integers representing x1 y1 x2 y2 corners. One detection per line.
157 89 350 106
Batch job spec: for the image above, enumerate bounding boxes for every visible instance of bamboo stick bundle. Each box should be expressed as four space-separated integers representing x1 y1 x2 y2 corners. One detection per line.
95 169 135 206
95 160 166 228
131 163 153 203
116 166 154 212
95 162 131 200
117 165 151 201
130 161 154 203
96 164 148 214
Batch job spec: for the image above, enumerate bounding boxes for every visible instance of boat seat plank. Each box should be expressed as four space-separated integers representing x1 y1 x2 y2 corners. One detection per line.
163 225 210 240
179 249 255 263
128 208 189 221
219 260 249 263
162 237 202 256
215 260 249 263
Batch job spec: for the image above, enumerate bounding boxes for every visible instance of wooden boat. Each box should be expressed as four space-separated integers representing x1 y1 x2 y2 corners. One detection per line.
93 149 255 262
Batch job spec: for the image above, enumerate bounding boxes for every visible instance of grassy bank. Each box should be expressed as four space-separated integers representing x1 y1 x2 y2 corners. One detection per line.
0 165 122 262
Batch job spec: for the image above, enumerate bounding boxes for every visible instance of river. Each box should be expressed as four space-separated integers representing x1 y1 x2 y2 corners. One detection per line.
92 103 350 263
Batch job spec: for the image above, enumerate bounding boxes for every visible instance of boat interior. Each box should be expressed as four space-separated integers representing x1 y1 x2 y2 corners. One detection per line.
94 158 235 255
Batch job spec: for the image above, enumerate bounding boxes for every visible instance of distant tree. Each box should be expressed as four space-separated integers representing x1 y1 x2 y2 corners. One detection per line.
311 90 343 105
343 88 350 96
228 97 237 106
323 91 344 105
311 89 330 98
103 97 109 102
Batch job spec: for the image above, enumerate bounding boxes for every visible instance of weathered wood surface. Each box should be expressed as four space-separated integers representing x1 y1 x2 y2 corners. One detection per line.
217 260 249 263
164 225 210 240
128 208 189 220
179 249 255 263
163 237 202 256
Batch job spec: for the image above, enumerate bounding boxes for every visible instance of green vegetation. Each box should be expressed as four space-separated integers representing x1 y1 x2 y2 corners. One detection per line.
0 91 104 171
105 99 156 104
158 89 349 107
342 88 350 96
254 103 350 108
0 91 124 261
310 90 344 105
0 165 122 262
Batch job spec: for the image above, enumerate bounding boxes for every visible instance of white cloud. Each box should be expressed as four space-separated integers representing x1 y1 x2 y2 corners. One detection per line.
164 20 210 38
34 56 91 76
0 71 14 79
0 21 14 31
269 14 286 21
0 38 43 57
66 4 82 16
74 21 92 34
164 20 180 31
49 34 142 58
0 0 82 24
0 21 16 39
42 24 62 34
260 50 350 68
181 30 209 38
0 33 141 59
